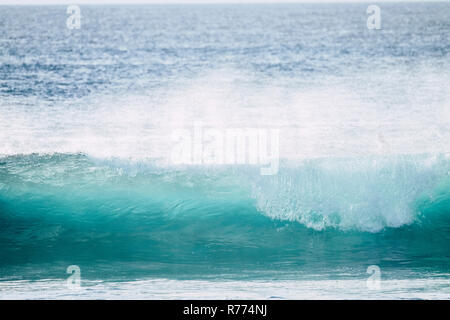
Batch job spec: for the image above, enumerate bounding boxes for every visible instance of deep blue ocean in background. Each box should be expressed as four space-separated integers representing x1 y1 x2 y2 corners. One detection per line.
0 3 449 299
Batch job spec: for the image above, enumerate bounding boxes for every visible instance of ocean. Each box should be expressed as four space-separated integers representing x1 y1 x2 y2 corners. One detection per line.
0 3 449 299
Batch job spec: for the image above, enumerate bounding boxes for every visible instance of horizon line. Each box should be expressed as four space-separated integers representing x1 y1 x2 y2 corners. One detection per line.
1 0 448 6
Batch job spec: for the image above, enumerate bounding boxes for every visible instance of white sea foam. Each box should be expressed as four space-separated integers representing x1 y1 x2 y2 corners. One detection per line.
1 277 449 300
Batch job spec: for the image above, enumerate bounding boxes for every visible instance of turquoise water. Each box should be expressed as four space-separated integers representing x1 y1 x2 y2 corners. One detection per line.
0 3 449 299
1 154 449 283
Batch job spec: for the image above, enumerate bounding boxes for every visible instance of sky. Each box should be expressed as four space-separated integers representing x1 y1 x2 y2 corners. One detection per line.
0 0 446 5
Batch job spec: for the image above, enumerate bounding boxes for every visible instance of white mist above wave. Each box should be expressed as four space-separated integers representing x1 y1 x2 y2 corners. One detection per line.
1 68 449 162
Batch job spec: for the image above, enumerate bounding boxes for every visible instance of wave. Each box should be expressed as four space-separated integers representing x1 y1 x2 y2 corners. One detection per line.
0 152 449 275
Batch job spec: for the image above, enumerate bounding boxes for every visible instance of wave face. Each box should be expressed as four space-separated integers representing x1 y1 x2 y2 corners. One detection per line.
0 153 449 279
